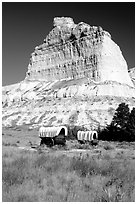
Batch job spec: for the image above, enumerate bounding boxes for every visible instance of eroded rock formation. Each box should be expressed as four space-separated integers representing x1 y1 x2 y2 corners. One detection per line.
128 67 135 85
26 17 133 87
2 17 135 128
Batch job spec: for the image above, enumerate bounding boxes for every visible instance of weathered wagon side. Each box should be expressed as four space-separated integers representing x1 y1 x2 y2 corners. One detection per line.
39 126 68 146
77 130 98 145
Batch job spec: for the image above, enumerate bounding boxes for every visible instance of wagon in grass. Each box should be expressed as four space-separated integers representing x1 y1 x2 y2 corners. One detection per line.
77 130 98 145
39 126 68 146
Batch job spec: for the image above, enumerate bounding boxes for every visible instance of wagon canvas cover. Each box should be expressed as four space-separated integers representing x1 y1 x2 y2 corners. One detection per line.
39 126 68 138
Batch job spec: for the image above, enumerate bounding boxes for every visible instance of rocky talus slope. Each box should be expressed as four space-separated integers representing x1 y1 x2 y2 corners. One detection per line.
2 17 135 129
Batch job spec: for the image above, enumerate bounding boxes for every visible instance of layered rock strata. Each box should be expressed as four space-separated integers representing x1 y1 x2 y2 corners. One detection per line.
2 17 135 128
26 17 133 87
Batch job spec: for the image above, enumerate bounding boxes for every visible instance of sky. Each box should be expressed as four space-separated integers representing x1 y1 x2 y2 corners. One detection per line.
2 2 135 86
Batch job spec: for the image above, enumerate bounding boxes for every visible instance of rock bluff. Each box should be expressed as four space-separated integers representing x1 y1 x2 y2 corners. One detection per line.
2 17 135 128
26 17 133 87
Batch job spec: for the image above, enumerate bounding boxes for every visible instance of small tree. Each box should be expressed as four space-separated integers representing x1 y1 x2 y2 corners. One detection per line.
99 103 135 142
104 103 129 141
112 103 130 131
126 107 135 141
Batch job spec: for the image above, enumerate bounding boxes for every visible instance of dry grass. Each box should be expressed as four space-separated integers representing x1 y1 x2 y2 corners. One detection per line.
2 127 135 202
3 149 135 202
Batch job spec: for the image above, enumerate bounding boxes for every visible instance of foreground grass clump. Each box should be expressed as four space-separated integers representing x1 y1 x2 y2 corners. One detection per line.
3 148 135 202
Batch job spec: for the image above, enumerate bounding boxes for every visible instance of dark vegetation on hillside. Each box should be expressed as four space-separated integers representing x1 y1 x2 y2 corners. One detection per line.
98 103 135 142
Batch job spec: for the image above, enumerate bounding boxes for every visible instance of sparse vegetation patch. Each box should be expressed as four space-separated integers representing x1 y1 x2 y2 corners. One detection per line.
2 143 135 202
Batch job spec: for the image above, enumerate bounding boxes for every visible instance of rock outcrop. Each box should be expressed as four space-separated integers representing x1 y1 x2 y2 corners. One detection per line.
2 17 135 129
128 67 135 86
26 17 133 87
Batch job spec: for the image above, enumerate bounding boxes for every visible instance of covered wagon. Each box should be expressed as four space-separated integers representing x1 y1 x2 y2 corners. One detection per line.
39 126 68 146
77 130 98 145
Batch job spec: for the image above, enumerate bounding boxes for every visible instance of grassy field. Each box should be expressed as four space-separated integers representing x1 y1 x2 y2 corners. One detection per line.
2 127 135 202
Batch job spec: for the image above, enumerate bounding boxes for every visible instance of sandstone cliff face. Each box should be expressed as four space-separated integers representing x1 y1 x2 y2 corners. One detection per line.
25 17 133 87
2 17 135 128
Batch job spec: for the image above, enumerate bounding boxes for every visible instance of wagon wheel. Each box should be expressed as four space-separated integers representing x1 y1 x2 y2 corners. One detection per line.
61 137 66 146
78 140 85 144
47 138 54 147
54 135 66 146
92 139 98 146
40 138 44 146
